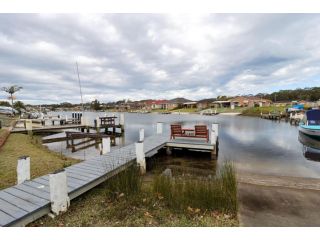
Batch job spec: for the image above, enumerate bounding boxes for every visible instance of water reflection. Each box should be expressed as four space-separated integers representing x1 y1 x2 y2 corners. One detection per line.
299 132 320 162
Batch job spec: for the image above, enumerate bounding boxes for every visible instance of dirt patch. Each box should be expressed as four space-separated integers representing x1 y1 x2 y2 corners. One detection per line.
238 182 320 226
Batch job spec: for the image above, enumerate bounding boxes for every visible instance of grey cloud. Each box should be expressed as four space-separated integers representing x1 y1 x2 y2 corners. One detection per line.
0 14 320 104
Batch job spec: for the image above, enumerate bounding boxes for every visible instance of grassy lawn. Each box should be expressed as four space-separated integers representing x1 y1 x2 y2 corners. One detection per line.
171 108 199 113
0 133 79 189
29 165 238 227
242 106 286 117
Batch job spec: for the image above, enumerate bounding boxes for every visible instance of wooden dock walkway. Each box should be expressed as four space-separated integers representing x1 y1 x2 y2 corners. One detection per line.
11 124 86 134
0 131 217 227
0 134 171 226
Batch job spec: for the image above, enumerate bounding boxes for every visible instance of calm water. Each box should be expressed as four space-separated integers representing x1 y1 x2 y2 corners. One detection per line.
51 112 320 178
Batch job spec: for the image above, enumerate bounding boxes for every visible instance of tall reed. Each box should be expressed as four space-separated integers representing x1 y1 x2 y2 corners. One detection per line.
152 161 237 213
106 164 142 196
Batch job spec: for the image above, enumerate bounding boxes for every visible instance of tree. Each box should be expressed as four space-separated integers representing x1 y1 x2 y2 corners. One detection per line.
0 101 11 107
13 101 26 115
91 99 101 111
1 85 23 114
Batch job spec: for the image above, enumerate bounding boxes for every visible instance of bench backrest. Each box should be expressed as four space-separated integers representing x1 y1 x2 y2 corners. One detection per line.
195 125 208 136
171 124 182 135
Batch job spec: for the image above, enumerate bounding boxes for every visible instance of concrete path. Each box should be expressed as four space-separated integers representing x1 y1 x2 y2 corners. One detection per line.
237 173 320 226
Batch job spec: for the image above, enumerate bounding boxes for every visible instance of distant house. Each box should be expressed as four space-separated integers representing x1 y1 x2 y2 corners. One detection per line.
167 98 191 109
183 101 197 108
230 96 272 108
144 100 168 110
196 98 216 110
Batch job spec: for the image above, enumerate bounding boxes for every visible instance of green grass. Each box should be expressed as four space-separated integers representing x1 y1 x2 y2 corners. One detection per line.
0 114 17 127
0 133 79 189
171 108 199 113
28 165 238 227
152 161 237 214
241 106 286 116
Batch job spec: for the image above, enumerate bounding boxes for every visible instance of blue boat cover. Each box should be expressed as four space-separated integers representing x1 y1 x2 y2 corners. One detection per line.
293 104 304 110
306 109 320 125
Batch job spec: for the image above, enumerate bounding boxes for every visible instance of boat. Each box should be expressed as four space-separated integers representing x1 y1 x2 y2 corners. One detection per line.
298 109 320 140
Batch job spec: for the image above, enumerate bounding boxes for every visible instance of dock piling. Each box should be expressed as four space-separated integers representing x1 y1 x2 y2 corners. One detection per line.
102 137 111 154
49 169 70 215
135 141 146 174
156 122 163 134
139 128 144 141
120 113 125 132
17 156 30 184
25 119 32 131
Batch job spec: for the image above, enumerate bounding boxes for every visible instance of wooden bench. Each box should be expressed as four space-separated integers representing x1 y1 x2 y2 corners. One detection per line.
170 124 209 142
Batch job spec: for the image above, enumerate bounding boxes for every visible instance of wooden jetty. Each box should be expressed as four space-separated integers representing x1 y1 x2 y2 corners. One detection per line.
0 123 218 227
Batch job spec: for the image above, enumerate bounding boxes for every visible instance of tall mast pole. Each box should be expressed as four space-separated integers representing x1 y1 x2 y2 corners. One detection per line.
76 62 84 112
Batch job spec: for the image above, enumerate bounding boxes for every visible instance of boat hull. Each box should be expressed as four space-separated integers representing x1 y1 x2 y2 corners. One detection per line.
298 125 320 141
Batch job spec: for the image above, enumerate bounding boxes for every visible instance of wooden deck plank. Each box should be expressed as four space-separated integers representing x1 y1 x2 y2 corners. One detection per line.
68 165 106 175
0 191 38 212
14 184 50 200
75 162 108 173
23 181 50 193
0 198 28 219
0 210 16 226
65 170 95 181
3 188 48 206
66 168 102 179
33 176 80 190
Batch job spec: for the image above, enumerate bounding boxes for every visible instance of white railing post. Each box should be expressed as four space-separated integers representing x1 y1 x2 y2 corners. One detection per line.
96 116 100 128
25 120 32 131
135 141 146 174
139 128 144 142
120 113 125 126
17 156 30 184
156 122 163 134
49 169 70 215
102 137 111 154
211 123 219 145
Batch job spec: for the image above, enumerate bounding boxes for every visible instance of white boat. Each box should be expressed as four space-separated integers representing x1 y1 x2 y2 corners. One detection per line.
298 109 320 140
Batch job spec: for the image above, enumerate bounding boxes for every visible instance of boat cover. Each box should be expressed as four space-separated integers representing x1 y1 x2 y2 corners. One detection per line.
306 109 320 125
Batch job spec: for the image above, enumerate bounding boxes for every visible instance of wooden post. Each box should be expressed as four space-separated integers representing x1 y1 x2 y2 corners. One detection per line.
120 113 125 132
212 123 219 138
135 141 146 174
49 169 70 215
102 137 111 154
139 128 144 141
17 156 30 184
156 122 163 134
25 120 32 131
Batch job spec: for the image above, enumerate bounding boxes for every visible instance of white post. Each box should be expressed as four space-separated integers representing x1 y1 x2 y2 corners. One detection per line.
65 115 68 122
102 137 111 154
211 123 219 144
17 156 30 184
156 122 163 134
49 170 70 215
135 141 146 174
25 120 32 131
212 123 219 137
231 102 235 110
96 116 100 128
139 128 144 142
81 116 85 125
120 113 125 126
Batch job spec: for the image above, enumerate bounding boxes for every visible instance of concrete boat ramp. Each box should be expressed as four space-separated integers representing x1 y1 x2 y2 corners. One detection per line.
0 130 218 226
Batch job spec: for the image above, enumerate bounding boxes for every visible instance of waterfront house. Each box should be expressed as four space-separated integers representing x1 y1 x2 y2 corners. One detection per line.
196 98 216 110
230 96 272 107
167 98 191 110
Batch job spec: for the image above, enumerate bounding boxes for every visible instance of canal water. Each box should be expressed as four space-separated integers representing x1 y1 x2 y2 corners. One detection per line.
50 112 320 179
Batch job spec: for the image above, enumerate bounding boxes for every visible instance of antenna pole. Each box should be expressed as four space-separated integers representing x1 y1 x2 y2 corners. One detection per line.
76 62 84 112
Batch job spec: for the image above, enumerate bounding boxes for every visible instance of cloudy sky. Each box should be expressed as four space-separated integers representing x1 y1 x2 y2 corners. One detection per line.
0 13 320 104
